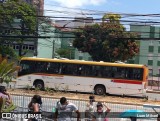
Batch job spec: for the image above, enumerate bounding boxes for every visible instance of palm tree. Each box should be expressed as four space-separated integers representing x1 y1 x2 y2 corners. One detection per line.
0 59 17 84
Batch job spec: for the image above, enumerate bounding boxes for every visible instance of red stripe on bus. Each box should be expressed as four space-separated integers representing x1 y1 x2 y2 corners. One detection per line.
34 73 64 77
112 80 142 84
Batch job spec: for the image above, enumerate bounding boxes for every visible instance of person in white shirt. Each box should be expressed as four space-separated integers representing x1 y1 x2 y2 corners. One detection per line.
54 97 80 121
85 96 95 121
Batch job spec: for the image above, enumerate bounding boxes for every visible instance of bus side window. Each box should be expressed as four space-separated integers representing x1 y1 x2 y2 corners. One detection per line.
62 64 73 75
71 65 78 75
19 64 30 75
78 66 83 75
94 70 99 76
92 66 100 77
47 62 60 74
127 68 133 79
41 62 48 72
60 64 68 74
110 67 115 78
129 68 143 80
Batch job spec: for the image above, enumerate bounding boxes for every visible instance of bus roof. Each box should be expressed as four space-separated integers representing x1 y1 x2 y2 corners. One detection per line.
21 57 146 68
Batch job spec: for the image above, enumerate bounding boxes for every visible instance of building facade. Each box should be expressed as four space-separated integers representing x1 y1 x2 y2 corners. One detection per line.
130 25 160 76
37 21 61 58
55 17 93 60
0 0 44 57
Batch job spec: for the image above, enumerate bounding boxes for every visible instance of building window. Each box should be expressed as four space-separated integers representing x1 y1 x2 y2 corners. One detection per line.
158 46 160 53
29 45 34 50
15 45 19 50
22 45 26 50
148 46 154 53
150 26 155 38
148 60 153 66
79 56 83 60
158 61 160 66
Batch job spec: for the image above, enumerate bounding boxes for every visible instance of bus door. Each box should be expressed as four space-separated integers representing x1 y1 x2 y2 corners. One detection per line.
124 68 144 95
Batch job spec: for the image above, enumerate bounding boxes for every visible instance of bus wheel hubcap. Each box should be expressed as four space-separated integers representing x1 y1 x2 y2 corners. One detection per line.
37 84 42 88
97 88 103 94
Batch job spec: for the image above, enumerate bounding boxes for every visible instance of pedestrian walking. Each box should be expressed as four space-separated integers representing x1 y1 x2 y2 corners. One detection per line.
54 97 80 121
92 102 111 121
85 96 95 121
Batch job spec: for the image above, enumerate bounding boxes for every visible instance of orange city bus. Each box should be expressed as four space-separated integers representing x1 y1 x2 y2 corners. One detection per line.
16 57 148 97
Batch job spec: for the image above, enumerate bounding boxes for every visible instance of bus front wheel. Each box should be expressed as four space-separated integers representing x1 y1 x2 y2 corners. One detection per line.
94 85 106 95
34 81 44 90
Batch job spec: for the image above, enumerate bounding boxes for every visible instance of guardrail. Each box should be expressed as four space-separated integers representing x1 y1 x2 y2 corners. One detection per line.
2 94 159 121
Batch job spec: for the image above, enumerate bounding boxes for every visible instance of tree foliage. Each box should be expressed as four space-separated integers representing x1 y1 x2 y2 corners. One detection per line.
0 0 36 34
0 0 37 58
0 59 17 84
56 48 71 59
73 13 139 62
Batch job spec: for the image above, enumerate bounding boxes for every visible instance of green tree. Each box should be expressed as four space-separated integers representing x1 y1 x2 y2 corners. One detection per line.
0 59 17 84
56 48 71 59
73 13 139 62
0 0 37 58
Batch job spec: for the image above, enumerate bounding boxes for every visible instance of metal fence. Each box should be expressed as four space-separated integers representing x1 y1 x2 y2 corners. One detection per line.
1 94 159 121
148 71 160 90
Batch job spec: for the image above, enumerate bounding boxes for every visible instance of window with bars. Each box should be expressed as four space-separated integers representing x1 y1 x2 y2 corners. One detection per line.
3 44 34 50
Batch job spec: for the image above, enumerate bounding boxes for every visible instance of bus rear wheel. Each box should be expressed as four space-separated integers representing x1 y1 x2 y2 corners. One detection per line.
94 85 106 95
35 81 44 90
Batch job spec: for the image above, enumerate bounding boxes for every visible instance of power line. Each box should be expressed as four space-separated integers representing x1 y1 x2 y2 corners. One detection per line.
43 4 160 18
1 13 160 24
1 35 160 40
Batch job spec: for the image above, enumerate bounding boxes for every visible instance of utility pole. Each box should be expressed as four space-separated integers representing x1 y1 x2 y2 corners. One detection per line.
52 39 55 58
33 0 40 56
19 19 25 56
34 12 38 56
